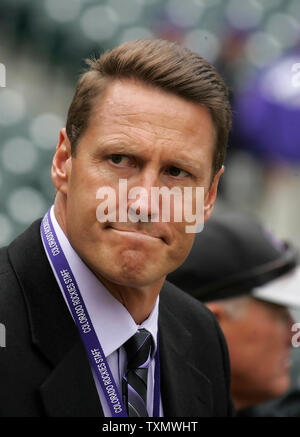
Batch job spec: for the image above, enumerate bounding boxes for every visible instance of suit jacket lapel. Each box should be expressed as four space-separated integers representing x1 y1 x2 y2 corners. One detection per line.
39 342 102 417
159 284 214 417
7 219 103 417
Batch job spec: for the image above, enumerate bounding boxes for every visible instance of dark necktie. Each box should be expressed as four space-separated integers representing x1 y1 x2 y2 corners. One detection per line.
122 328 153 417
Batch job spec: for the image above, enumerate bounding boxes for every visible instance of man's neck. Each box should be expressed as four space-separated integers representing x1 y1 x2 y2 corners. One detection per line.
95 273 164 325
233 395 255 413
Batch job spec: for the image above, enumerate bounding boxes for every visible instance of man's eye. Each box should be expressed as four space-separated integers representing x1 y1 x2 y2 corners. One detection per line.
109 155 131 166
166 166 189 178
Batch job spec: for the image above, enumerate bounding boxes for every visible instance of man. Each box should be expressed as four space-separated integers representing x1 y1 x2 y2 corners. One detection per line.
0 39 233 417
168 212 300 414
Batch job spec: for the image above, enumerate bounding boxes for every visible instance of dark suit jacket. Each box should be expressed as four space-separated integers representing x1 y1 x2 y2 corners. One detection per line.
0 219 234 417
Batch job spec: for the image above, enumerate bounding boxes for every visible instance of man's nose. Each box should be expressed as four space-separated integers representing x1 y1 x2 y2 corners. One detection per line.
287 311 296 345
127 169 160 221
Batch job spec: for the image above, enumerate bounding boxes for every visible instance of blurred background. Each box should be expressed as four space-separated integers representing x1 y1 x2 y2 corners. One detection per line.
0 0 300 388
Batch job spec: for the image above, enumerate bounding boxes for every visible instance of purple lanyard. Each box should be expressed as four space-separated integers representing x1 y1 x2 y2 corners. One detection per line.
40 209 160 417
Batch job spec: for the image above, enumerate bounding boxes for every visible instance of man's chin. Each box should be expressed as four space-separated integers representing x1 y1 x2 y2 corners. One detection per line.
96 267 165 291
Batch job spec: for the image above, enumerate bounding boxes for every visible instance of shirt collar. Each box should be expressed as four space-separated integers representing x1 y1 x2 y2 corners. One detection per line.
47 205 159 357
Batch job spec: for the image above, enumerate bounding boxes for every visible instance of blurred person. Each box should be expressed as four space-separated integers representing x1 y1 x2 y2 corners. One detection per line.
0 39 234 417
168 212 300 414
230 52 300 249
239 384 300 417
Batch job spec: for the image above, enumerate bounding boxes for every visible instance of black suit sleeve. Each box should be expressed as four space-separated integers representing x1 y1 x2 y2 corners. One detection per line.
209 310 236 417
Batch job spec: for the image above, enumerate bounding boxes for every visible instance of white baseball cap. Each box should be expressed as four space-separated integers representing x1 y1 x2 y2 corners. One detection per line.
252 266 300 309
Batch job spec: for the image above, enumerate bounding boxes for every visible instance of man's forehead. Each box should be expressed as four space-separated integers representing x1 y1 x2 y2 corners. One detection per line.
85 79 215 151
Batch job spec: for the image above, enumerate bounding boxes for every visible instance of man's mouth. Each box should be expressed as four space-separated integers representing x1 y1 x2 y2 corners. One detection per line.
106 224 169 244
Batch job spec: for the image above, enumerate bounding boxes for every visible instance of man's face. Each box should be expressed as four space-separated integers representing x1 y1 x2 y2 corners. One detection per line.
221 298 294 409
53 79 221 291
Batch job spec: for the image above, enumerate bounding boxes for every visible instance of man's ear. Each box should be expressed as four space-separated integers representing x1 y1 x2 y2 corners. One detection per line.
205 302 227 323
203 165 224 222
51 128 72 194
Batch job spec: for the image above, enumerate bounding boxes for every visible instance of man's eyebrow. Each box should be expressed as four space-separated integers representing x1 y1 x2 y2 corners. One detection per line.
166 156 202 173
94 141 141 155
